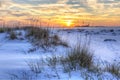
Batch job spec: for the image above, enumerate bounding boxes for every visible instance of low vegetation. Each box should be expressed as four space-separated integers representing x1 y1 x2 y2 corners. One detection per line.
46 55 61 79
46 55 59 69
27 59 44 75
59 43 94 71
0 28 5 33
0 27 12 33
26 27 68 51
105 63 120 77
9 71 35 80
26 27 49 40
9 31 17 40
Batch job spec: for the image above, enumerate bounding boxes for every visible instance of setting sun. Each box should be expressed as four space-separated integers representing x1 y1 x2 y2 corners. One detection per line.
66 20 72 27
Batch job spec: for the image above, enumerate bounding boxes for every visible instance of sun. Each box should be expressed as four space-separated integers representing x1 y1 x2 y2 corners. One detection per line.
66 20 72 26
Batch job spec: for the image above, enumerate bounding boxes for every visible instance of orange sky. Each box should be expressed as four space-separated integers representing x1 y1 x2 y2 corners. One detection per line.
0 0 120 27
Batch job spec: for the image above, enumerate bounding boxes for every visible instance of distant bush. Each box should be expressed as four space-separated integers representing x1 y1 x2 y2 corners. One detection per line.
9 31 17 40
0 28 5 33
0 27 14 33
110 29 114 32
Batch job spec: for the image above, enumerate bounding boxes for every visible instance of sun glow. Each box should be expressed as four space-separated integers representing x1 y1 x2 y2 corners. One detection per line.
66 20 72 27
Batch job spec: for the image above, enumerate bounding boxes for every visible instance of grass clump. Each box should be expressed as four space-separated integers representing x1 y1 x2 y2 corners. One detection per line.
27 59 44 75
46 55 59 69
27 27 49 40
105 63 120 77
60 44 94 71
26 27 51 50
51 35 68 47
26 27 68 51
46 55 60 79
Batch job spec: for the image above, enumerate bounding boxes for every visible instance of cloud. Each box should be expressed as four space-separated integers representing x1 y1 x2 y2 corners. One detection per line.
13 0 58 5
0 0 12 8
0 0 119 17
98 0 120 3
10 12 31 17
66 0 89 10
0 0 120 26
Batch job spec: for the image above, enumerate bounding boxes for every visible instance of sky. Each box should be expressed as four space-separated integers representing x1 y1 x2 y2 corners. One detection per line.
0 0 120 27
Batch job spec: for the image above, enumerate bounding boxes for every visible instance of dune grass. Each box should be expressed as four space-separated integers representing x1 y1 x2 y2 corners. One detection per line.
8 71 35 80
26 27 68 51
27 59 44 75
105 63 120 77
60 44 94 72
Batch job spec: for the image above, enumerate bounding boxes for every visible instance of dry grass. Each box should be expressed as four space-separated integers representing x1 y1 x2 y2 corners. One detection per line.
46 55 60 79
9 71 35 80
26 27 50 50
26 27 68 51
60 44 94 71
105 63 120 77
27 59 44 75
51 35 68 47
46 55 59 69
26 27 49 40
